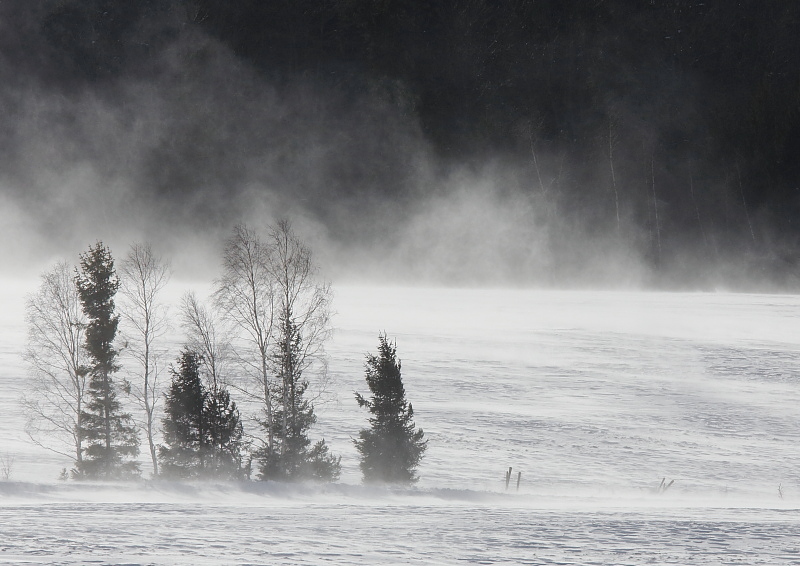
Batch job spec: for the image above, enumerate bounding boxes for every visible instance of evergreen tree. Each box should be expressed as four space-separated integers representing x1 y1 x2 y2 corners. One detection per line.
204 385 245 479
256 310 340 481
159 349 205 479
159 348 245 480
355 334 427 484
74 242 140 479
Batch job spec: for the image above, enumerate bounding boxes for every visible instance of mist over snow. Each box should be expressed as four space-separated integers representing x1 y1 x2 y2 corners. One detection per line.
0 3 798 288
0 54 650 287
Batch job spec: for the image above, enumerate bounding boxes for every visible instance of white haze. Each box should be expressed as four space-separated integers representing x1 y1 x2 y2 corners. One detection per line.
0 22 667 289
2 14 787 290
2 280 800 564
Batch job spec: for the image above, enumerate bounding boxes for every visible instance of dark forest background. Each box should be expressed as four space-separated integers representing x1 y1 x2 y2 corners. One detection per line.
1 1 799 288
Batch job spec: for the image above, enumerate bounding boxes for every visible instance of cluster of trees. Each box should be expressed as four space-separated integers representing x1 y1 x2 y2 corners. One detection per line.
23 245 140 479
23 222 426 484
159 348 243 479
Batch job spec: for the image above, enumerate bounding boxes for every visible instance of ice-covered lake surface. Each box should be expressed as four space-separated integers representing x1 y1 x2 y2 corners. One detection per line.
1 281 800 565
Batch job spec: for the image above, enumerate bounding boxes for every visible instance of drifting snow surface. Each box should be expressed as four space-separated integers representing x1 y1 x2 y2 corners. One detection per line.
2 283 800 564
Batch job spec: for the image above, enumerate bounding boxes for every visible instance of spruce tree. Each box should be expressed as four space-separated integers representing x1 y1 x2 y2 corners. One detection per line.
159 349 205 478
160 348 244 480
256 311 340 481
74 242 140 479
204 385 245 479
355 334 427 484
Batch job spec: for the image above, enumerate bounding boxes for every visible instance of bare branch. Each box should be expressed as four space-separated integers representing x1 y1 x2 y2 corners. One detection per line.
181 291 231 393
119 242 172 477
22 261 88 467
214 224 277 449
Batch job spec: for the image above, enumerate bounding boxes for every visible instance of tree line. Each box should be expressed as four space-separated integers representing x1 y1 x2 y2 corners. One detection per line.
22 221 426 484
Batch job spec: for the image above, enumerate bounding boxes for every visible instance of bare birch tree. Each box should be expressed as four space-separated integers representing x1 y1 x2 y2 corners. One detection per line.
213 224 277 452
22 261 88 468
268 220 333 425
119 243 171 477
181 292 229 393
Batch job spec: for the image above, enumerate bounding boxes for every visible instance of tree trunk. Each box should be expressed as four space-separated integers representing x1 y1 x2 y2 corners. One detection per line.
261 345 273 452
144 334 158 477
103 369 112 479
76 406 83 467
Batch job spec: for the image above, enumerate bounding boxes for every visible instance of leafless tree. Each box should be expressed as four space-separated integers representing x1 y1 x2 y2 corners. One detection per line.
22 261 88 467
213 224 277 451
268 220 333 446
181 291 229 395
119 243 171 477
0 453 15 480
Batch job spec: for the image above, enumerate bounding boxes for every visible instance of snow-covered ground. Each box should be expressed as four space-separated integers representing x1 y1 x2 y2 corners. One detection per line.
2 281 800 564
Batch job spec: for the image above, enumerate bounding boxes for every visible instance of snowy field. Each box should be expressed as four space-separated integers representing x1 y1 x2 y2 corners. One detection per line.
2 281 800 564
